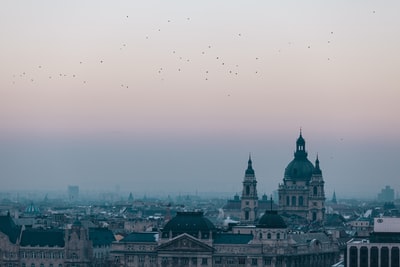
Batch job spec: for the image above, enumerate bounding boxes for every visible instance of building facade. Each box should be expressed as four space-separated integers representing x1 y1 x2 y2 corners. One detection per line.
110 211 339 267
278 132 325 223
0 213 114 267
346 217 400 267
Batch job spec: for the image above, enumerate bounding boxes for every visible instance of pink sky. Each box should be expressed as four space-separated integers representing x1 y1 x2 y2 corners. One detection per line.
0 1 399 197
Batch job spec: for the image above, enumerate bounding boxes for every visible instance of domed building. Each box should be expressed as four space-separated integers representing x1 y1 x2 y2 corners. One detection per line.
161 211 216 240
278 131 326 222
110 210 339 267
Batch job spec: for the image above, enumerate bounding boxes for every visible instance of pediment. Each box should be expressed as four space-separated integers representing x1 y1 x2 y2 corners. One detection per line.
157 233 214 252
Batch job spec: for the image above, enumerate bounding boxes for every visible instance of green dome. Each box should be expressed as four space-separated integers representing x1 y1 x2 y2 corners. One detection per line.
284 132 314 181
162 212 216 239
257 210 287 229
284 158 314 181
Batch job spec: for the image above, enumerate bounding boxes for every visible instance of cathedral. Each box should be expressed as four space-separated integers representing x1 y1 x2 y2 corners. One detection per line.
225 130 326 225
278 131 326 223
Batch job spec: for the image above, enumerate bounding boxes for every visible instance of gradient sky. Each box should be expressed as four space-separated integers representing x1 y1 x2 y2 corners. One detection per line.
1 1 399 199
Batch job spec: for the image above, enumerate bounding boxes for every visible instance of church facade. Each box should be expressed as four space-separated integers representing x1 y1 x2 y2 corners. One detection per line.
278 131 326 223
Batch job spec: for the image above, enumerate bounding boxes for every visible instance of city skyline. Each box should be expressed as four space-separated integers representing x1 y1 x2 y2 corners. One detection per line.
1 1 399 198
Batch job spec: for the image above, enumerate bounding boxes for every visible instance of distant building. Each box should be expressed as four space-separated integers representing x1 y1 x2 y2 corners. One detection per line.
378 185 395 202
278 131 326 223
346 217 400 267
68 185 79 201
0 213 115 267
110 211 339 267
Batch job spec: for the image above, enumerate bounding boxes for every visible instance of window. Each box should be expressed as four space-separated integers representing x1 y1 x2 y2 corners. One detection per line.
251 258 258 265
201 258 208 265
246 201 249 206
150 256 156 263
227 257 235 264
299 196 303 206
313 186 318 196
291 196 296 206
214 257 222 264
246 186 250 195
360 246 368 267
245 211 249 220
238 257 246 264
267 233 271 239
192 258 197 264
264 257 272 265
392 247 399 267
40 264 44 267
31 264 35 267
277 233 280 240
381 247 389 267
370 247 378 267
286 196 290 206
21 264 26 267
127 256 133 263
349 246 358 267
138 255 145 263
259 233 262 239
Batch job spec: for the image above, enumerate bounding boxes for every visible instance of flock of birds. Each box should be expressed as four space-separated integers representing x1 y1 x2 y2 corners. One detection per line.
9 11 376 94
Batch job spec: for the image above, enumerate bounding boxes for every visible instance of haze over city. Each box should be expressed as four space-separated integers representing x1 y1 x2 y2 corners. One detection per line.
1 1 399 199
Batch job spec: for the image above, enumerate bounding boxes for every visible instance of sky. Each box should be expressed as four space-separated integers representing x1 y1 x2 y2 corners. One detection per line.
0 0 399 199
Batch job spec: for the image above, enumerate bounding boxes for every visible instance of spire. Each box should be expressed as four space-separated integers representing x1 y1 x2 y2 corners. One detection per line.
245 154 255 177
294 130 307 159
270 195 273 211
332 191 337 204
313 154 322 175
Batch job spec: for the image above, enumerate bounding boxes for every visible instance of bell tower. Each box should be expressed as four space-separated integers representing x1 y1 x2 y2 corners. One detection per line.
241 155 258 224
308 155 326 222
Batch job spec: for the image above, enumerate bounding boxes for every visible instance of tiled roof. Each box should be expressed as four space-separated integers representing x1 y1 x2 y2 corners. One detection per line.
20 228 65 247
213 233 253 244
121 232 158 243
0 214 21 244
89 228 115 247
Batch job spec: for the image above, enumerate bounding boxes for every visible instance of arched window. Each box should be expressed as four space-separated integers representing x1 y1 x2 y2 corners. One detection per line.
370 247 378 267
391 247 399 267
360 247 368 267
267 233 271 239
381 247 389 267
277 233 280 240
286 196 290 206
245 211 249 220
246 185 250 196
349 246 358 267
292 196 296 206
313 186 318 196
259 233 262 239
